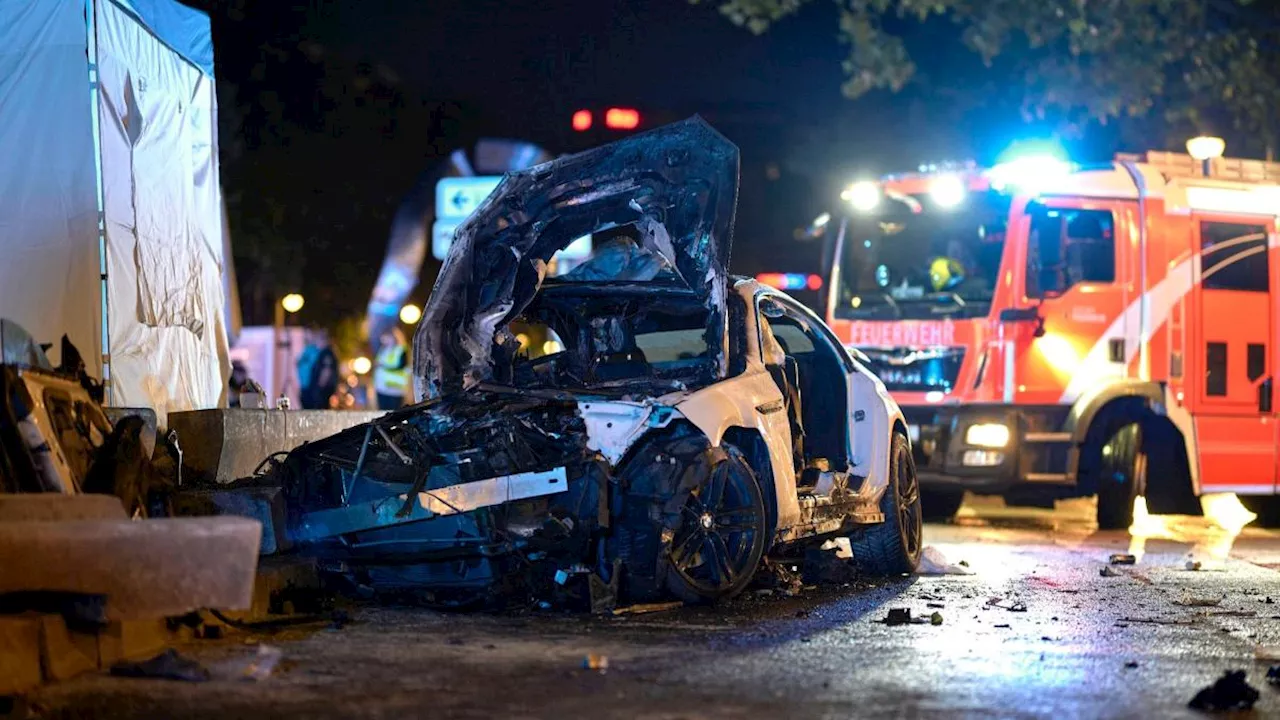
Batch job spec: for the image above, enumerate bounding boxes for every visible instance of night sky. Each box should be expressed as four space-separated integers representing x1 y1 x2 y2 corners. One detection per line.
199 0 1143 328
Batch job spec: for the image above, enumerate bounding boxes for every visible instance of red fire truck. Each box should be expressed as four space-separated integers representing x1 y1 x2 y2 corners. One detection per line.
818 148 1279 528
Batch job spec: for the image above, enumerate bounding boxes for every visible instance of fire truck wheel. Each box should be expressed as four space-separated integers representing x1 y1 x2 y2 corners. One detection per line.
849 433 922 575
1095 423 1143 530
1239 496 1280 528
920 488 965 522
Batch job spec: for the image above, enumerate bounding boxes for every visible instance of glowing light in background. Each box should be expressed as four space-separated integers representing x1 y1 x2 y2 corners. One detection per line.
988 156 1074 194
1034 333 1082 377
542 340 562 355
929 175 967 209
351 356 372 375
842 181 881 212
399 303 422 324
571 109 593 131
604 108 640 130
755 273 822 291
1185 135 1226 161
280 293 305 314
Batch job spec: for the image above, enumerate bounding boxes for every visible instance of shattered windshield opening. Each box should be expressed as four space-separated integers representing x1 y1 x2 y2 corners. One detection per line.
495 289 725 394
835 190 1010 320
549 224 682 283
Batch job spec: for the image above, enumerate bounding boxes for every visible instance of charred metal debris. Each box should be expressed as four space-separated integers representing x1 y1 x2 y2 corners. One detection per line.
253 387 719 610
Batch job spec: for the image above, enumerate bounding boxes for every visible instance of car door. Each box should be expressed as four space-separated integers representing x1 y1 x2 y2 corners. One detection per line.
759 294 862 478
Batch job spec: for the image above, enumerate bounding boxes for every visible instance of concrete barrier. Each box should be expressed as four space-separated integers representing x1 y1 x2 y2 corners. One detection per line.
0 516 261 620
167 408 383 485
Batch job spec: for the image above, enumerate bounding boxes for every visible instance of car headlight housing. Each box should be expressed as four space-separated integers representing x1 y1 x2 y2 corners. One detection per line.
965 423 1010 448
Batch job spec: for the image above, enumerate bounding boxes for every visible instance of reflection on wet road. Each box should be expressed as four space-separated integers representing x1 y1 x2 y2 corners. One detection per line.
34 495 1280 719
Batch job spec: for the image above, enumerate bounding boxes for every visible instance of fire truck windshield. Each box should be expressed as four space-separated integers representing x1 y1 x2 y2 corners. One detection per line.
833 190 1011 321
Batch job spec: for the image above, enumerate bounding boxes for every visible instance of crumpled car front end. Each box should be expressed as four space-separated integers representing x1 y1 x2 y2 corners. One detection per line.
274 388 719 608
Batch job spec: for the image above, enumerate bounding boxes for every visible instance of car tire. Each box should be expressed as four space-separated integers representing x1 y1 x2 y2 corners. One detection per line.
1239 496 1280 528
849 433 922 576
1095 423 1143 530
660 444 768 604
920 488 965 523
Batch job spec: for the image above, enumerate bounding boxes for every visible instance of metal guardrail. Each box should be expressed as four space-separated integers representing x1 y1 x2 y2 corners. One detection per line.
1117 151 1280 184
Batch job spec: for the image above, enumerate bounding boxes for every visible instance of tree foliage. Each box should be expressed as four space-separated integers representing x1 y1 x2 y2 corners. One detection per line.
697 0 1280 150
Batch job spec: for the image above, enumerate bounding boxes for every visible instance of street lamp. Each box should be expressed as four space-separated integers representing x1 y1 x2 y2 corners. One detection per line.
399 303 422 325
1186 136 1225 177
273 293 305 408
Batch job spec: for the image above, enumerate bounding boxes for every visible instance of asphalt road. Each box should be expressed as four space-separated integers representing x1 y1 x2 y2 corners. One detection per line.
29 495 1280 719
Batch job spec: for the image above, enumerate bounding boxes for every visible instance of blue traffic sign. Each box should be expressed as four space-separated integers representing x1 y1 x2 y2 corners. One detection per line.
435 176 502 220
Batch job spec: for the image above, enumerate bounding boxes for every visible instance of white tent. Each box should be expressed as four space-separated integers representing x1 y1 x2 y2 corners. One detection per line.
0 0 231 424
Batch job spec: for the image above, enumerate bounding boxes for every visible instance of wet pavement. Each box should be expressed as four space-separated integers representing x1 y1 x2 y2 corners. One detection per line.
27 495 1280 719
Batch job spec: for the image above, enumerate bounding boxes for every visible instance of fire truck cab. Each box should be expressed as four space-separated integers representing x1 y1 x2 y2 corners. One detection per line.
822 150 1280 528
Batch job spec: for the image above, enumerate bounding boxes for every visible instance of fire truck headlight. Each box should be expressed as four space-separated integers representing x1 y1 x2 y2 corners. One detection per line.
965 422 1010 448
842 181 881 212
929 175 966 209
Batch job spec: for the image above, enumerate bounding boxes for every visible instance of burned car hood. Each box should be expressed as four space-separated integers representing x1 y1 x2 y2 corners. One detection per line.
414 117 739 400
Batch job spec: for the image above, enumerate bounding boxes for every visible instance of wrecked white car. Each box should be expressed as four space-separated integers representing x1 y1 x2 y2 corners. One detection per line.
269 118 921 606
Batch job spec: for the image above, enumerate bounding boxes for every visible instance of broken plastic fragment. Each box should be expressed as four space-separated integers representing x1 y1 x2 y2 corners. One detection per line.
929 612 943 626
1108 553 1137 565
240 645 283 682
884 608 913 626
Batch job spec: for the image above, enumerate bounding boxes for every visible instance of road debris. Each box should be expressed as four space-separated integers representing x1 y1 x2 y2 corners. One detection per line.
612 601 683 617
880 608 939 626
1187 670 1259 712
884 608 913 626
1100 566 1123 577
1186 560 1203 571
1267 666 1280 687
1118 617 1200 626
1125 661 1139 669
1109 553 1137 565
110 649 210 682
917 546 973 575
1174 592 1225 608
1254 645 1280 662
926 602 946 609
238 645 283 681
986 597 1028 612
584 654 609 673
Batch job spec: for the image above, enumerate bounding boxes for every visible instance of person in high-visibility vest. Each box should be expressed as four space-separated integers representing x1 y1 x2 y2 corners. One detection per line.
373 327 410 410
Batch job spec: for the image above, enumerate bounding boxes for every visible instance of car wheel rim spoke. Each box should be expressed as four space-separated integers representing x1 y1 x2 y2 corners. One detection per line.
670 526 703 570
705 463 728 510
705 532 736 586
